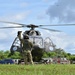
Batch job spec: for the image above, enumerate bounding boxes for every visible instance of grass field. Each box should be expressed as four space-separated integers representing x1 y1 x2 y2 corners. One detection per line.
0 64 75 75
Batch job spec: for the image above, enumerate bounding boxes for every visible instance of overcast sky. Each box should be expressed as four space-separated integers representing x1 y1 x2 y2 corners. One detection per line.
0 0 75 54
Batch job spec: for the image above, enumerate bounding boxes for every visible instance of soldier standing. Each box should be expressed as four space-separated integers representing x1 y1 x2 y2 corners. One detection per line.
17 31 34 65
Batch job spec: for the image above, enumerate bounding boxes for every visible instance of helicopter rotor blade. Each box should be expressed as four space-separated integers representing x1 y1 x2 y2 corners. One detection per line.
0 21 75 27
39 28 61 32
0 21 27 26
0 21 75 31
0 26 26 29
39 24 75 27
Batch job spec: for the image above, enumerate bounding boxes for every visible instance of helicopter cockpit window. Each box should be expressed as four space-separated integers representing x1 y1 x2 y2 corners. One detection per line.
24 30 41 36
29 36 43 48
29 30 36 36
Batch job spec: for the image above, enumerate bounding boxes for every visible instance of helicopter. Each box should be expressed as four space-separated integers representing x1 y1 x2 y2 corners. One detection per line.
0 21 75 54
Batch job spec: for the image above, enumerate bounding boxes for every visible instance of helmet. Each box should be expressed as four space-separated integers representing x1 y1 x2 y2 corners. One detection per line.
23 34 29 39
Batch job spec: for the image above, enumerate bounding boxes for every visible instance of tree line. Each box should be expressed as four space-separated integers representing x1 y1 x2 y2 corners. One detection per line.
0 48 75 62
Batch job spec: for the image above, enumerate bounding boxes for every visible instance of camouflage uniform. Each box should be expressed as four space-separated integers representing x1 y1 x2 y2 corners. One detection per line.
17 31 33 65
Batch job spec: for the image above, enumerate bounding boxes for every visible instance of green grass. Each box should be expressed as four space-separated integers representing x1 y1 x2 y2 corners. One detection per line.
0 64 75 75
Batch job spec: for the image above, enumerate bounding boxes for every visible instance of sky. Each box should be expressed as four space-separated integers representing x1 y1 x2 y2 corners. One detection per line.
0 0 75 54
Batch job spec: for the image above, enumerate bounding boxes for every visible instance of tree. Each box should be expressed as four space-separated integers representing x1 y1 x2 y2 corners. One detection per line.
0 51 4 60
4 50 10 59
43 52 49 58
42 51 56 58
10 52 21 59
69 55 75 60
54 48 66 57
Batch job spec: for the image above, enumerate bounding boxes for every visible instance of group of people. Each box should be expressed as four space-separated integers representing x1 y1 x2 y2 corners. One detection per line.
17 31 34 65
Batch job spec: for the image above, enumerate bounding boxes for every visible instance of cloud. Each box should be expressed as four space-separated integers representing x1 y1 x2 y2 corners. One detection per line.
0 32 8 40
52 34 75 53
0 10 31 50
0 10 31 40
0 10 31 22
0 44 5 50
37 12 48 20
42 30 75 53
47 0 75 23
13 12 30 21
46 0 75 53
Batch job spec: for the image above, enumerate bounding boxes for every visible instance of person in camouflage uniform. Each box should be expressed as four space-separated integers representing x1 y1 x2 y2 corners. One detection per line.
17 31 33 65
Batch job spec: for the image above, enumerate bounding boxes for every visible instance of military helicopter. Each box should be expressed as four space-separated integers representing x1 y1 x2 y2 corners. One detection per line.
0 21 75 53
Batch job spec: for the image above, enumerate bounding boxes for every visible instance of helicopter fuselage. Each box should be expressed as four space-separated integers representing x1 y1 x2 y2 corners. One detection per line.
24 30 41 36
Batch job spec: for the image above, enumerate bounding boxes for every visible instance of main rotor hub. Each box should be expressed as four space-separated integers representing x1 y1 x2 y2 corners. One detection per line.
27 24 38 30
